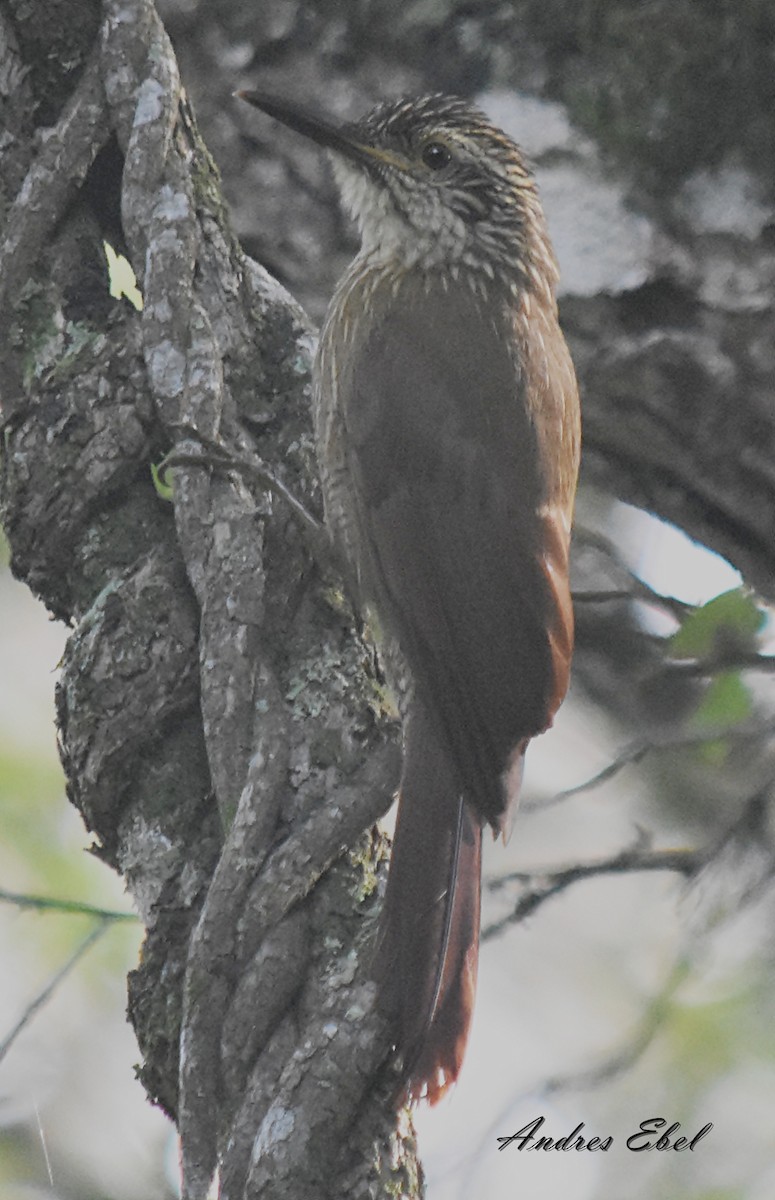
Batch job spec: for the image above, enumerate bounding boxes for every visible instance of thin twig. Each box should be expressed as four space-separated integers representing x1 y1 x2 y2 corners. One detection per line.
544 956 692 1094
0 887 136 922
158 429 332 568
483 842 700 940
573 524 694 620
490 781 775 940
0 922 111 1064
573 588 642 603
525 717 775 813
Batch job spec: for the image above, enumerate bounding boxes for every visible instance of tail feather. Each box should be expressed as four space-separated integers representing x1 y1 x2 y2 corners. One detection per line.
374 700 482 1103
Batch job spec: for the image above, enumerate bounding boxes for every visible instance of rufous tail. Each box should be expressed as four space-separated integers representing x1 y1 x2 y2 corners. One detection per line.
374 699 482 1104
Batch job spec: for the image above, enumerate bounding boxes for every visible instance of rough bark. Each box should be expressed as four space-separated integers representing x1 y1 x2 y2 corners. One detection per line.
1 2 410 1197
1 1 774 1198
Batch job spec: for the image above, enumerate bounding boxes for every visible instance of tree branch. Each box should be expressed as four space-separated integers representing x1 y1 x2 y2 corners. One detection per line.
483 841 701 940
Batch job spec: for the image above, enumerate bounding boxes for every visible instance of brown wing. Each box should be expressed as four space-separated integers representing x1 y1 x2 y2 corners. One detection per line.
342 275 572 828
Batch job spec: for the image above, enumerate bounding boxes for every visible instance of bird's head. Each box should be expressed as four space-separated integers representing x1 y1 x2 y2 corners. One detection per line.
238 91 557 291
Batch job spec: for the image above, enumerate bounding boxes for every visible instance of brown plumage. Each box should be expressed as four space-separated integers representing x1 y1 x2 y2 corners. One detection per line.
240 91 581 1103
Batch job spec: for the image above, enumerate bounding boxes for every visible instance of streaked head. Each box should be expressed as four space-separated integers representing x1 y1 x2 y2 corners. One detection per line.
238 91 556 288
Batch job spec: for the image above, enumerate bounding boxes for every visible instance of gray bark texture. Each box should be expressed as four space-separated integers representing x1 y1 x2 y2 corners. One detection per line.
1 1 773 1198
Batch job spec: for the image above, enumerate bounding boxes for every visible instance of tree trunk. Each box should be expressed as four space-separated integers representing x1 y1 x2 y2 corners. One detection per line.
0 2 414 1196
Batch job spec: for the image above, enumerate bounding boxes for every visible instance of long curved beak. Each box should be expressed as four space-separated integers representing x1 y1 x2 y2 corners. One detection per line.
236 90 404 171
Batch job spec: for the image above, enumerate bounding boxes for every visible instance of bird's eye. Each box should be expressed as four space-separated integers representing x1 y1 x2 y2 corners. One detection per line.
421 141 452 171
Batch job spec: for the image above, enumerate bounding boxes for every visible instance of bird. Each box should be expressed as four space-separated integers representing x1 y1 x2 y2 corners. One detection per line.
238 89 581 1104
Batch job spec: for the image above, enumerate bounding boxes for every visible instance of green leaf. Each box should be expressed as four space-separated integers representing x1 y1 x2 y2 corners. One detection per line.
151 460 175 501
669 588 765 660
694 672 752 728
692 671 752 765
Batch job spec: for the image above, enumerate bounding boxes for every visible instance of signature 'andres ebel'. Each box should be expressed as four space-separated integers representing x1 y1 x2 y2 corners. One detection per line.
497 1115 714 1153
